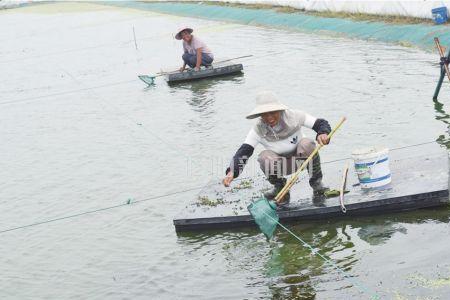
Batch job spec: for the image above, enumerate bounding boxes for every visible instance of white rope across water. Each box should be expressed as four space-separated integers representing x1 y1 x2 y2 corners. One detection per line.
0 140 443 236
0 185 208 235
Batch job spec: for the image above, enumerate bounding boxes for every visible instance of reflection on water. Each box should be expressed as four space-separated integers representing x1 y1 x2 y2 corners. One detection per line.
176 207 450 299
169 74 244 132
169 73 244 109
357 222 407 245
433 98 450 148
266 229 340 299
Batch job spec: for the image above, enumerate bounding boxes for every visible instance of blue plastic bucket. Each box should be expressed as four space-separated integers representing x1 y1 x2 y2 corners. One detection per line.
432 6 448 25
352 147 391 189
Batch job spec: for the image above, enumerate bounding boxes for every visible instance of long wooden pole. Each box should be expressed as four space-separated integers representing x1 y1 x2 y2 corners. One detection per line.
275 117 346 203
434 37 450 82
339 163 349 213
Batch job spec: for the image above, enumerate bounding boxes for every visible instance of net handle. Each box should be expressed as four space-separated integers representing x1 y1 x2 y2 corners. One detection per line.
435 37 450 82
275 117 346 203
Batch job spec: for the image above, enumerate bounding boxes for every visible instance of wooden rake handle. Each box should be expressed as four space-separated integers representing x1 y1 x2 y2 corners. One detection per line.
274 117 347 203
434 37 450 82
339 163 349 213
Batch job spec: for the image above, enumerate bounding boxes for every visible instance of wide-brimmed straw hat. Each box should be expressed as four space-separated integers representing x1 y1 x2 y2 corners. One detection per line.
175 27 193 40
246 91 289 119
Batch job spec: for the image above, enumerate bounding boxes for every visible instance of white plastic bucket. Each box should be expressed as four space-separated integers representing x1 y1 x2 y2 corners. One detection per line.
351 147 391 189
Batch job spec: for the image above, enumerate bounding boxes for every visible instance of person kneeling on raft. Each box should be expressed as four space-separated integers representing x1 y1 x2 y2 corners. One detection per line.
175 27 214 72
222 91 332 206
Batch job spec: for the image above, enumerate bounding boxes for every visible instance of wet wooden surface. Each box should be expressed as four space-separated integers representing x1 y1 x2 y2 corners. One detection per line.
174 144 449 231
166 64 243 83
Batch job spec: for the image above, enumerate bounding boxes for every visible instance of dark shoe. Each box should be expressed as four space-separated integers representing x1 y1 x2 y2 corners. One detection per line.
311 179 330 196
264 175 290 206
310 179 328 207
263 176 287 199
312 193 326 207
306 153 327 193
276 193 291 210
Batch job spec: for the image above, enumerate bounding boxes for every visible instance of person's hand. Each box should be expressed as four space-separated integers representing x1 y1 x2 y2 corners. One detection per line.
223 171 234 187
194 66 200 72
179 67 185 72
317 134 330 146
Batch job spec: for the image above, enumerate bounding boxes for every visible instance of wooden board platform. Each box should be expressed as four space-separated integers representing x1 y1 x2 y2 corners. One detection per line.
166 64 243 83
174 144 449 231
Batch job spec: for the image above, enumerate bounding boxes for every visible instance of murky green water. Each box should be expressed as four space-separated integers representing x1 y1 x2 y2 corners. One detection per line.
1 2 450 299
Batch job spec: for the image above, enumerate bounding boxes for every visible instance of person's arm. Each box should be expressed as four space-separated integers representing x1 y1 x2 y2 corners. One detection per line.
223 144 254 187
195 48 202 71
302 112 331 146
179 62 186 72
223 129 259 187
312 118 331 145
180 43 187 72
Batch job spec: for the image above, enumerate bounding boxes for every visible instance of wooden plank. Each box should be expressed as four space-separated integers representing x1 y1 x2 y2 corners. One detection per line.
174 144 449 231
166 64 243 83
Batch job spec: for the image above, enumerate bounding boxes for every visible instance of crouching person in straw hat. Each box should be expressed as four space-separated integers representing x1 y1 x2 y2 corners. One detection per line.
223 91 332 206
175 27 214 72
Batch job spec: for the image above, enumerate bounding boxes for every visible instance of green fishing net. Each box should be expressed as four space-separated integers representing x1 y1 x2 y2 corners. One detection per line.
138 75 155 85
247 198 279 240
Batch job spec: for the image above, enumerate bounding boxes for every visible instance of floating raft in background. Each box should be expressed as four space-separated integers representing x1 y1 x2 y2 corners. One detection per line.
166 64 243 83
173 144 449 231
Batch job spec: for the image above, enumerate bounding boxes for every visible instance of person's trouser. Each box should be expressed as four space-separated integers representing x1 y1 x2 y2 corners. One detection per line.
182 53 214 68
257 138 323 187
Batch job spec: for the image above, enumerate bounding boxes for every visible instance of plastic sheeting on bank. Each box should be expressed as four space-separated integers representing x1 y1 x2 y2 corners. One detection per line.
0 0 32 9
206 0 450 19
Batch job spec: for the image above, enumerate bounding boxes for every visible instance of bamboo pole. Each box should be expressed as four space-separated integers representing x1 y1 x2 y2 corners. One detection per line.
275 117 346 203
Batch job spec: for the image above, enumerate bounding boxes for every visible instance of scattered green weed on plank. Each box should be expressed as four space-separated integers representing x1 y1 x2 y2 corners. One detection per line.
230 179 253 192
196 195 225 207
